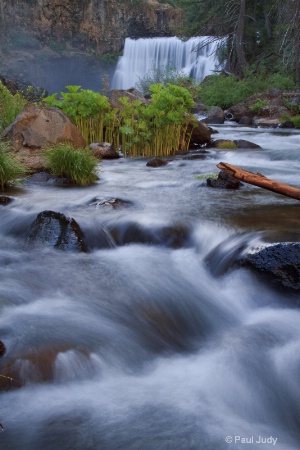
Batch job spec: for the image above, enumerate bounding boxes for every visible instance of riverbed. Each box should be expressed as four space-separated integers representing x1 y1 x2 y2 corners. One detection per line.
0 125 300 449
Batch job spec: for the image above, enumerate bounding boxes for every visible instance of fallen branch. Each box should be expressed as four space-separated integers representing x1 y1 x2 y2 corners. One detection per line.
217 162 300 201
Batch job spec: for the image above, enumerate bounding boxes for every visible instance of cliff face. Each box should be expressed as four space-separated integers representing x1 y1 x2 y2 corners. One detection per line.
0 0 183 54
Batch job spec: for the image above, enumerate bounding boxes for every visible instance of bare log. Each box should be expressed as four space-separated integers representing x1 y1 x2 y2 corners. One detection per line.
217 162 300 201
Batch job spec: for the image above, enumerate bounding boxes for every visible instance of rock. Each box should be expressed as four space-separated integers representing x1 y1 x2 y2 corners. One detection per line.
89 197 133 208
252 117 282 127
146 158 168 167
278 120 295 129
25 172 70 185
233 139 262 149
27 210 87 252
90 142 119 159
210 139 237 149
228 89 286 123
202 106 225 124
242 242 300 291
0 75 47 101
1 104 86 172
0 341 6 356
107 88 149 109
239 116 252 126
188 121 213 147
0 195 13 205
108 221 192 249
207 170 241 189
191 102 208 114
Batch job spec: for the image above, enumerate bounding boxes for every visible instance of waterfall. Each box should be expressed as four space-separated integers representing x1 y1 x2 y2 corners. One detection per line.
111 36 220 90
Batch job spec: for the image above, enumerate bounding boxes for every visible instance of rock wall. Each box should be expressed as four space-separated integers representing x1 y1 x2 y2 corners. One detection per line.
0 0 183 54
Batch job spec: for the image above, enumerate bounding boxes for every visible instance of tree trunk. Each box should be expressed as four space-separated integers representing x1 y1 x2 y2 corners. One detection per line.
217 162 300 200
235 0 247 78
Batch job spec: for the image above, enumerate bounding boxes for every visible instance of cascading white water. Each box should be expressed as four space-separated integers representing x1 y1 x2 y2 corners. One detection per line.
111 36 220 90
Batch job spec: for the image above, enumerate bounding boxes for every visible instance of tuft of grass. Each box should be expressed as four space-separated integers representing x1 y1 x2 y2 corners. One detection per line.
216 141 237 149
290 115 300 127
0 82 27 133
45 143 99 186
196 173 218 180
0 142 26 190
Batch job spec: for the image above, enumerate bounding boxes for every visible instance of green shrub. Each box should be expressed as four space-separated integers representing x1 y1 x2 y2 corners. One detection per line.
249 99 269 113
0 142 26 190
216 141 237 149
0 82 27 133
199 73 296 109
290 115 300 127
45 143 99 186
196 173 218 179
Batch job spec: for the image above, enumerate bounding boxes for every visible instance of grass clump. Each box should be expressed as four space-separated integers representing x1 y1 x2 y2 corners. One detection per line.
0 81 27 134
216 141 237 149
290 115 300 127
0 142 26 190
196 173 218 180
45 143 99 186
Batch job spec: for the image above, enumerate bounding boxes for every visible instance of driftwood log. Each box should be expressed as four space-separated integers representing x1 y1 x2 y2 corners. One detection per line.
217 162 300 201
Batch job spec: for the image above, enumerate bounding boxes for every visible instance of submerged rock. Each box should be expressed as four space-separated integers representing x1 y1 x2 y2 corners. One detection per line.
146 158 168 167
108 221 192 249
89 197 133 208
242 242 300 291
27 210 87 252
0 196 13 205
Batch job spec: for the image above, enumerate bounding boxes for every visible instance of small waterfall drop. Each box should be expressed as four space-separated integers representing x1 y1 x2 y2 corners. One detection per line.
111 36 220 90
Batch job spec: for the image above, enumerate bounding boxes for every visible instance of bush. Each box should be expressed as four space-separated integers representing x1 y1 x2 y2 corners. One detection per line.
45 143 99 186
0 142 26 190
0 81 27 133
199 72 296 109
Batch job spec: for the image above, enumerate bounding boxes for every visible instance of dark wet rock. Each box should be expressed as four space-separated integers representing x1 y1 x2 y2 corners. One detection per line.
233 139 262 149
279 120 295 129
182 153 207 160
202 106 225 124
0 75 47 101
108 221 192 249
25 172 70 185
188 121 213 147
191 102 208 114
207 170 241 189
242 242 300 291
0 196 13 205
89 197 133 208
0 341 6 356
146 158 168 167
27 210 87 252
89 142 119 159
239 116 252 126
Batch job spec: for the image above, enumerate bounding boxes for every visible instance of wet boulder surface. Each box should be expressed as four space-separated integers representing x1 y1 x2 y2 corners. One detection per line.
27 211 87 252
242 242 300 291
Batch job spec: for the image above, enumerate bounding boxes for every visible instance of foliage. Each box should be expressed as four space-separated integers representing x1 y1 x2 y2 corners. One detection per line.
136 65 185 96
0 81 27 133
45 143 99 186
196 173 218 179
43 83 196 158
0 142 26 190
43 86 111 143
216 141 237 149
199 72 296 109
290 115 300 127
249 99 269 113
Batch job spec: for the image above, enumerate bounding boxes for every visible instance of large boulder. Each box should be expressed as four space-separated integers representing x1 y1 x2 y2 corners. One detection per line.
27 210 87 252
1 104 86 171
242 242 300 291
188 121 213 147
202 106 225 124
89 142 119 159
107 88 149 109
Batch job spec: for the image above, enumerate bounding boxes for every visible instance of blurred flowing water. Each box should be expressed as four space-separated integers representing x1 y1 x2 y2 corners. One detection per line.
1 126 300 449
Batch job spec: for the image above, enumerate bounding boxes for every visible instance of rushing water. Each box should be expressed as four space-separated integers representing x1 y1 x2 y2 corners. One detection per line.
1 126 300 450
111 37 220 90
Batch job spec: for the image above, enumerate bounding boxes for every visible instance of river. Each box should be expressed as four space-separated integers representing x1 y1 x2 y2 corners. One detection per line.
0 125 300 449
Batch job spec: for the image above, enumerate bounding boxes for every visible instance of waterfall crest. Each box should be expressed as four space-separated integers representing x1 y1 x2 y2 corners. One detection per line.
111 36 220 90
